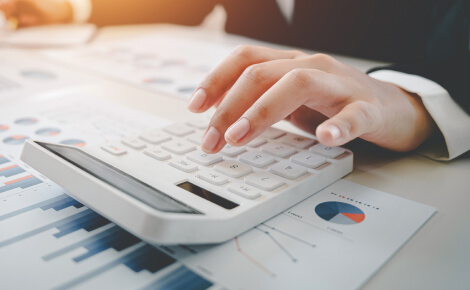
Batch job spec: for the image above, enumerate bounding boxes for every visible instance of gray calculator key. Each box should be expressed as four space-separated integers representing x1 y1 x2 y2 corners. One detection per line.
139 131 171 144
122 138 147 150
261 142 296 158
214 160 253 178
310 144 346 158
227 183 261 199
186 118 210 130
164 123 195 137
261 127 286 139
247 137 267 148
101 144 127 156
196 170 228 186
161 140 196 155
239 151 275 168
244 172 285 191
290 151 326 168
269 161 308 180
143 148 171 161
278 133 316 149
220 144 246 157
186 131 204 145
186 150 223 166
168 158 198 173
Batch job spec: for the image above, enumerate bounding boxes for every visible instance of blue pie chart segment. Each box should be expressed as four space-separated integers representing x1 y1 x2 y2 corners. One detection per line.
315 201 365 225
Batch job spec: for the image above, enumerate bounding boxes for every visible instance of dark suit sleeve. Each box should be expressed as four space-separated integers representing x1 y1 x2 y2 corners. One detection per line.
368 0 469 114
88 0 216 27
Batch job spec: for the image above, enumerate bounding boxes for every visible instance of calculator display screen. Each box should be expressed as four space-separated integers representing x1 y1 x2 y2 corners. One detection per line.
177 181 238 210
38 142 200 214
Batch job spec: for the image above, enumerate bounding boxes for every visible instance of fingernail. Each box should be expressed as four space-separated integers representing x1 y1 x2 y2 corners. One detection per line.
202 126 220 151
226 117 250 142
326 125 341 140
187 88 206 111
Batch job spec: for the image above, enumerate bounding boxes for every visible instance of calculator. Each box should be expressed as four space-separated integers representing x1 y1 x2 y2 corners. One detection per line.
21 119 353 245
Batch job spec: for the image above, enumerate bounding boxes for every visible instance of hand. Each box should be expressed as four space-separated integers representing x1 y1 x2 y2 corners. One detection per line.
0 0 72 27
187 45 436 153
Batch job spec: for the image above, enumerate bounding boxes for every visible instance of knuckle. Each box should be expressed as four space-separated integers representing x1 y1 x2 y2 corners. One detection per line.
242 64 268 83
309 53 337 68
287 68 314 89
211 105 233 127
250 101 271 120
231 45 255 60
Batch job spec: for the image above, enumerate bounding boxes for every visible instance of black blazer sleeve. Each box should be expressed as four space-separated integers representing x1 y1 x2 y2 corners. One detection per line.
88 0 216 27
369 0 470 114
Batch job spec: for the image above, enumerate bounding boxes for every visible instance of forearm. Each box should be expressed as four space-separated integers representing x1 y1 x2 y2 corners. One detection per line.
87 0 216 27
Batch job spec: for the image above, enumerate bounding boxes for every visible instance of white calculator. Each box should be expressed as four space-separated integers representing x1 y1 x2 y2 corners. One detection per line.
21 119 353 245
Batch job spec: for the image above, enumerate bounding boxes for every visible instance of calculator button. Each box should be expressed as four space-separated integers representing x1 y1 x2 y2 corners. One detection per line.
220 144 246 157
227 183 261 200
310 144 346 158
186 150 223 166
214 160 253 178
101 144 127 156
196 170 228 186
161 140 196 155
269 161 308 180
164 123 195 137
186 131 204 145
168 158 198 173
279 134 316 149
261 127 286 139
290 151 326 168
139 131 171 144
261 142 296 158
239 151 275 168
244 172 285 191
186 118 210 130
247 137 267 148
122 138 147 150
143 148 171 161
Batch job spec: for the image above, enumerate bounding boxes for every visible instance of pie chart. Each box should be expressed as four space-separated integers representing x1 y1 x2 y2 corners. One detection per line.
315 201 365 225
0 124 9 132
15 117 38 125
60 139 86 147
36 128 61 136
3 135 29 145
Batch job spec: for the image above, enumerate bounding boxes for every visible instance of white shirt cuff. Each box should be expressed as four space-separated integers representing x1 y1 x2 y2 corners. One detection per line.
67 0 92 23
368 70 470 160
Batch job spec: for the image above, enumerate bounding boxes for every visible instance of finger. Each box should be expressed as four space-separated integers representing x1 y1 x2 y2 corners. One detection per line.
187 45 304 113
316 101 382 147
200 59 315 153
17 13 38 26
285 106 328 135
224 68 351 146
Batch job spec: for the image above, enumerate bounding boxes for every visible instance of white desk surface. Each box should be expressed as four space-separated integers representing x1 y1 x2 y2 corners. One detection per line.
6 24 470 289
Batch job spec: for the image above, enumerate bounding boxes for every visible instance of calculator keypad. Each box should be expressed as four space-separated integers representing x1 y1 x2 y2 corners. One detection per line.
102 121 349 202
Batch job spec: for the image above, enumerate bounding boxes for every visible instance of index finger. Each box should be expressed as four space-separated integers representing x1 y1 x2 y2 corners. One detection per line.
187 45 304 113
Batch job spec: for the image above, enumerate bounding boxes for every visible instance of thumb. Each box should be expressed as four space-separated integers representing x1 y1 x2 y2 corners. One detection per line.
316 101 382 146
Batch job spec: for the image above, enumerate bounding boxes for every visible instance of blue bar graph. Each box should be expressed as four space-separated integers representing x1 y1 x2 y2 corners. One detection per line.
0 165 26 178
0 194 83 222
0 209 108 248
55 244 212 290
0 175 43 194
141 266 213 290
0 155 8 165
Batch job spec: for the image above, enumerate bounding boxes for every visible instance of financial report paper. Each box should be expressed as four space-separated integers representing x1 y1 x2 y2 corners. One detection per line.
0 91 436 290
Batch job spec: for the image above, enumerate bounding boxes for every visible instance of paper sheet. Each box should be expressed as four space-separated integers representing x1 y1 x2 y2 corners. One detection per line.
0 90 436 290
